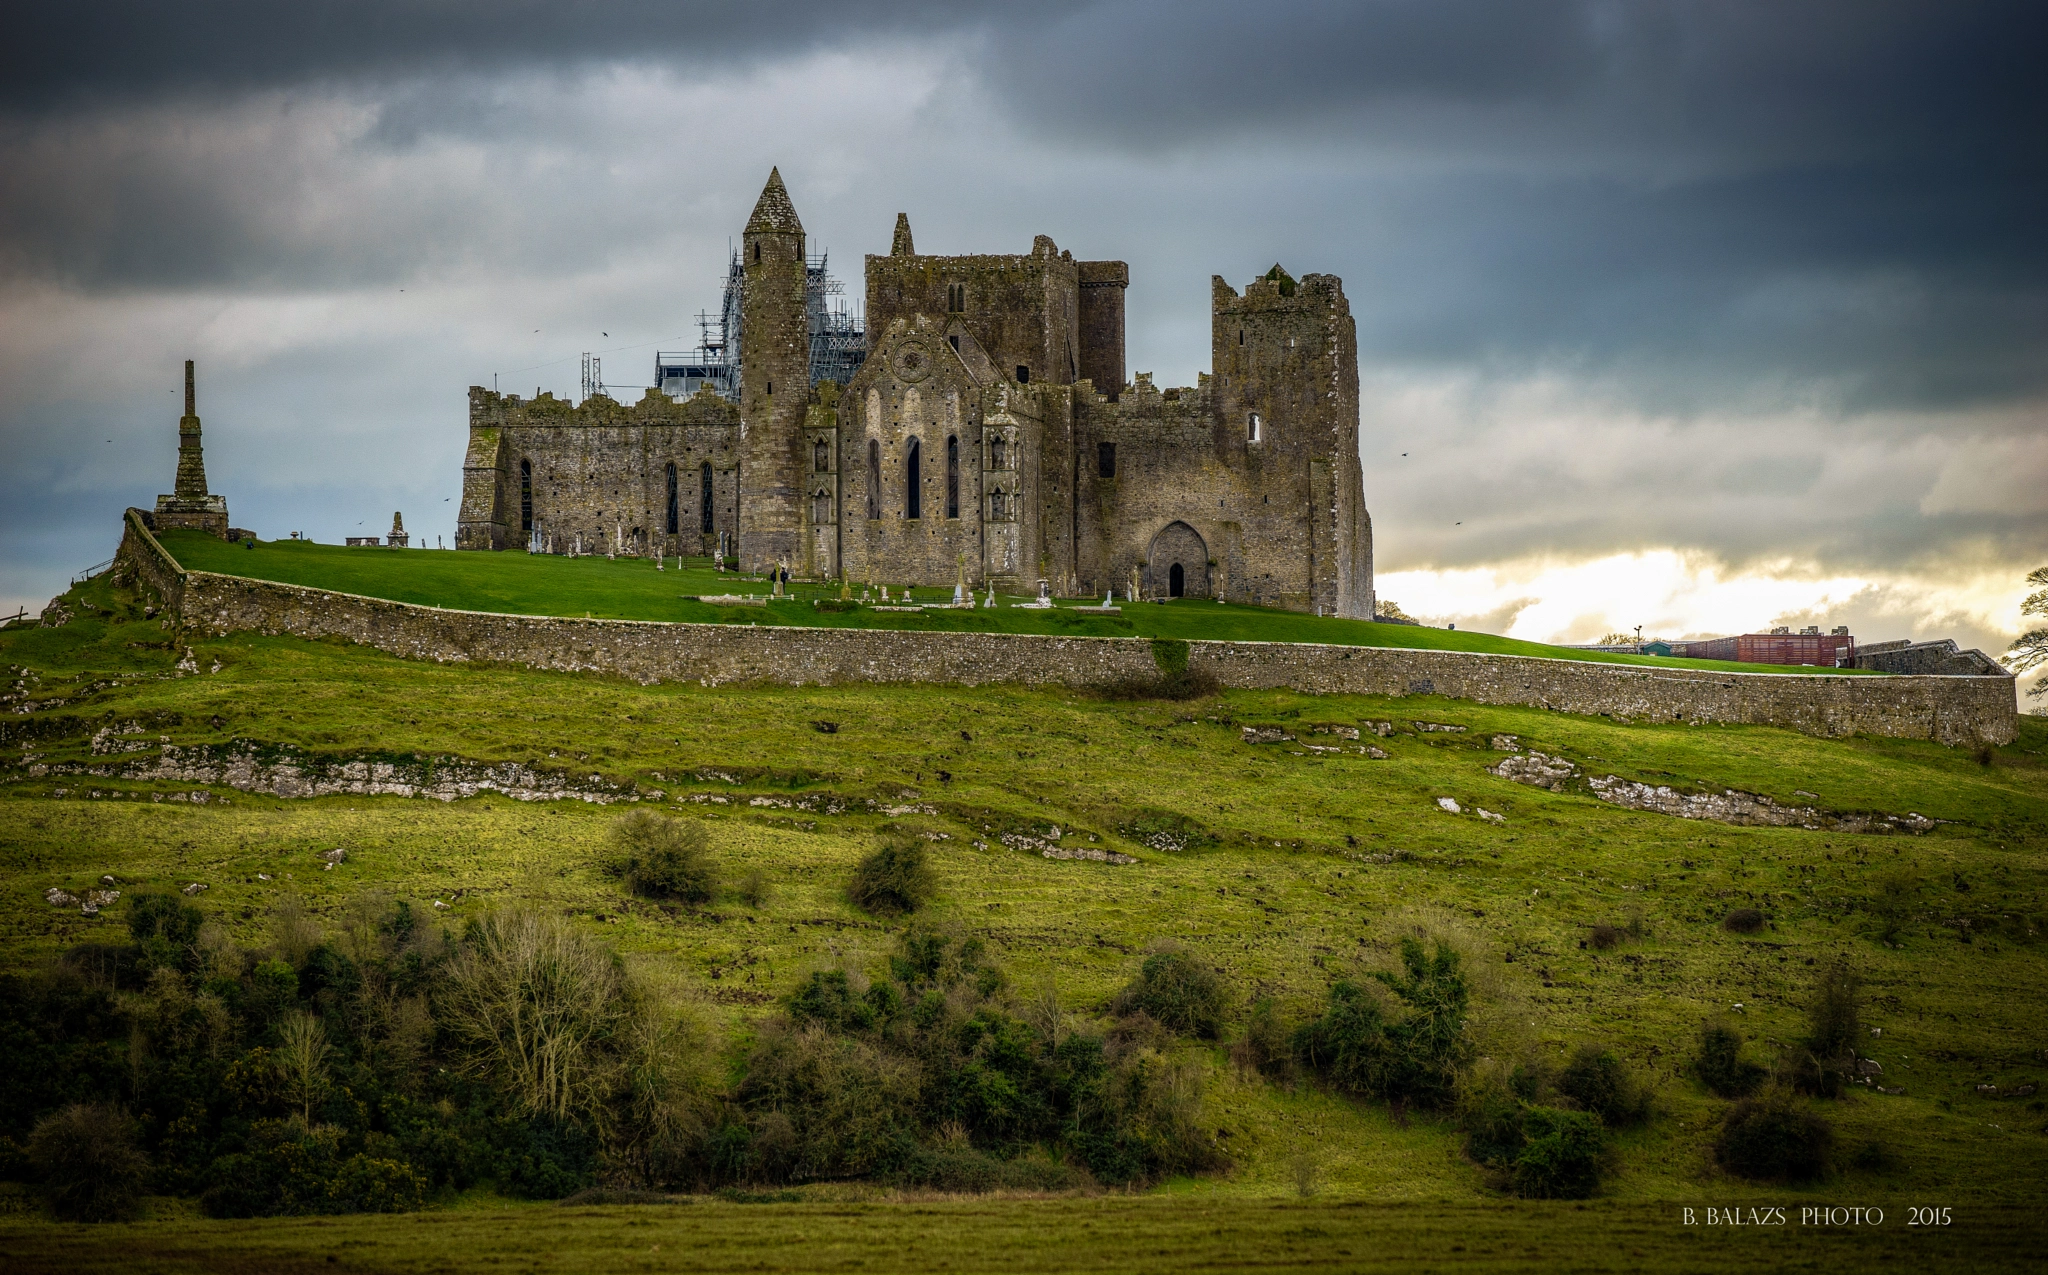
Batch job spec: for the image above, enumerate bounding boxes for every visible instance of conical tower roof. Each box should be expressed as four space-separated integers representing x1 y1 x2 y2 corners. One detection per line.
745 167 803 236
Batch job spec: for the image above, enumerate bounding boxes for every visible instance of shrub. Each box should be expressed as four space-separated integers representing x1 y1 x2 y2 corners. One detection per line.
847 835 936 916
1510 1107 1606 1199
1293 937 1473 1109
1692 1023 1766 1098
1792 959 1861 1098
613 811 715 903
1587 924 1623 950
1230 997 1294 1081
737 868 771 909
1722 908 1765 934
1557 1045 1650 1127
327 1154 428 1213
26 1104 149 1222
1716 1095 1833 1182
1867 869 1921 944
1113 948 1229 1038
129 892 205 975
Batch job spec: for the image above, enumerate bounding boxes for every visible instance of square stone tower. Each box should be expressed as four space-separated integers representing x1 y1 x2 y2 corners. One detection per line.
154 359 230 538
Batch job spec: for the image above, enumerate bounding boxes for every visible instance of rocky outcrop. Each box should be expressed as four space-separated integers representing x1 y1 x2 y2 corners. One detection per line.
1490 753 1937 834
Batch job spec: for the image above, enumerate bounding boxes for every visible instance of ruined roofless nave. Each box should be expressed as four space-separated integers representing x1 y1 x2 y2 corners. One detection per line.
457 168 1374 616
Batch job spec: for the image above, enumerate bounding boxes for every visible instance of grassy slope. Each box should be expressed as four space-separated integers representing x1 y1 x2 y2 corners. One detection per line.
159 531 1871 677
3 573 2045 1268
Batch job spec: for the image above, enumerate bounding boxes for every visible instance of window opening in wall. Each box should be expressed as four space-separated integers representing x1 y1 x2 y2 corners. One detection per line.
946 435 959 518
1016 365 1030 384
992 437 1007 469
814 438 828 472
947 283 964 313
664 462 678 535
1170 563 1185 597
699 462 713 533
1097 441 1116 479
813 489 830 524
867 439 881 519
1238 329 1244 345
1248 412 1262 442
949 335 960 353
906 437 923 519
766 380 772 395
519 459 533 532
753 242 760 262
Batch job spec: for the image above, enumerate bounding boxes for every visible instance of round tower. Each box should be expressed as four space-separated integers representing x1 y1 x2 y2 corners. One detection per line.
737 167 810 574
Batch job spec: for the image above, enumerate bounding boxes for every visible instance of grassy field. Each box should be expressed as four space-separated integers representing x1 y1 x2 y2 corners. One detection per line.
2 570 2043 1270
157 530 1873 677
1 1196 2039 1274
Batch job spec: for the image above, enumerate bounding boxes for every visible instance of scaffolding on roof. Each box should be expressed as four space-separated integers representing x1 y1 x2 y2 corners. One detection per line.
654 250 864 403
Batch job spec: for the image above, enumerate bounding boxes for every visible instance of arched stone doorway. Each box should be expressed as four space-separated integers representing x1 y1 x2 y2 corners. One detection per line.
1145 521 1210 599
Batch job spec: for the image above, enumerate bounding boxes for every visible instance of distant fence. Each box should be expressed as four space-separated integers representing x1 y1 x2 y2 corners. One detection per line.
113 508 2017 746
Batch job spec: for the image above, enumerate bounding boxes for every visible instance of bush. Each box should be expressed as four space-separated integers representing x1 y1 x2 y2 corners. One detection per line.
1716 1095 1833 1182
26 1104 148 1222
847 835 936 916
1793 959 1861 1097
737 869 771 909
1112 948 1229 1038
1557 1045 1650 1127
1509 1107 1606 1199
1230 997 1294 1081
613 811 715 903
1866 869 1921 944
1722 908 1765 934
129 892 205 975
327 1154 428 1213
1293 937 1473 1109
1692 1023 1766 1098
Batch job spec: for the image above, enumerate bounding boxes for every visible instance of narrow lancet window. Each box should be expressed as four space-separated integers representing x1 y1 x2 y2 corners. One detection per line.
906 438 923 519
946 435 959 518
867 440 881 520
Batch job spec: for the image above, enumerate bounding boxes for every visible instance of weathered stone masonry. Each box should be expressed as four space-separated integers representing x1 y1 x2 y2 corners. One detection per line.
460 171 1376 618
117 510 2017 747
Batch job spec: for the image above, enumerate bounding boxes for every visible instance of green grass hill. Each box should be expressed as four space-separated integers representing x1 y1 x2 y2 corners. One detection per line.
0 568 2040 1272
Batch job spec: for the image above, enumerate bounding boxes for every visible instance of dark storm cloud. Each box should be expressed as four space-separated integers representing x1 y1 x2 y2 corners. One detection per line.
3 1 2043 647
0 2 1035 111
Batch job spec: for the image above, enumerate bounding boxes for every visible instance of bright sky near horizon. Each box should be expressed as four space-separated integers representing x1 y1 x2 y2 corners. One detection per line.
0 3 2041 696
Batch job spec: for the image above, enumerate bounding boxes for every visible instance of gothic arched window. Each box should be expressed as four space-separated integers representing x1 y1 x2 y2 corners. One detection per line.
664 462 678 535
519 459 533 533
699 462 713 533
813 489 831 524
814 438 828 472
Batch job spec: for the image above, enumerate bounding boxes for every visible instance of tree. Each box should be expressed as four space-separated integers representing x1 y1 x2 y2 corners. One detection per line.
2004 566 2048 702
276 1010 332 1123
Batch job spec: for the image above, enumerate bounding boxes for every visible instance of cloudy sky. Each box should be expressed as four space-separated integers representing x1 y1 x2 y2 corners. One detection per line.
2 1 2042 687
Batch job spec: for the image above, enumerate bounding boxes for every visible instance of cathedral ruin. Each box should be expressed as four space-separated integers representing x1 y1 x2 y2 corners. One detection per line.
457 169 1374 615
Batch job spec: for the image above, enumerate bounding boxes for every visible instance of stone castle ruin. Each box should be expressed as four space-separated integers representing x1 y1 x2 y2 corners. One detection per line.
459 169 1374 615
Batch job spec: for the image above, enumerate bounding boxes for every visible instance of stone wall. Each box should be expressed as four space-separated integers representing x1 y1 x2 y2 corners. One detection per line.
459 386 741 557
114 509 2017 747
1843 639 2009 677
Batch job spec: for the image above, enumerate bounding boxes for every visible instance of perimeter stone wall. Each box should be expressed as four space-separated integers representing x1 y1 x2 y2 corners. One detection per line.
115 510 2017 747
